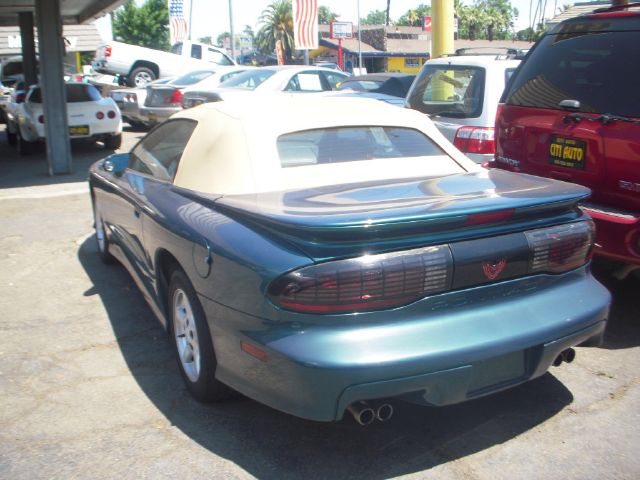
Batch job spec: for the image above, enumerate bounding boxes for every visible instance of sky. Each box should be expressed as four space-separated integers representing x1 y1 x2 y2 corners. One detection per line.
97 1 569 43
188 0 568 40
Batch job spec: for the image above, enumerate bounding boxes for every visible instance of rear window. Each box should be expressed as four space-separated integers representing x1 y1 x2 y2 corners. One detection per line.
218 69 276 89
337 80 384 91
277 127 445 167
29 84 102 103
406 65 485 118
172 70 215 86
503 29 640 117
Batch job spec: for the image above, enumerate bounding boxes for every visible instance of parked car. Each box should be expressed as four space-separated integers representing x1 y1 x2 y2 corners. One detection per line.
89 96 609 424
92 40 235 87
337 73 415 98
492 3 640 275
0 55 39 88
0 80 11 124
8 82 122 154
181 65 348 108
405 54 521 164
313 61 342 71
139 69 217 125
109 77 175 129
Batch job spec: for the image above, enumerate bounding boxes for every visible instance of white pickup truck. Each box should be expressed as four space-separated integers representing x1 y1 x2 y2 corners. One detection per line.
92 40 236 87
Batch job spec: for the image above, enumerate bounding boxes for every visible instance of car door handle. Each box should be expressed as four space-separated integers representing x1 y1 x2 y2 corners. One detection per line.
134 208 141 218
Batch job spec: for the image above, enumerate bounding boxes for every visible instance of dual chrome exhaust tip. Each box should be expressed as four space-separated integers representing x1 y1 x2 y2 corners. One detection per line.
347 401 394 426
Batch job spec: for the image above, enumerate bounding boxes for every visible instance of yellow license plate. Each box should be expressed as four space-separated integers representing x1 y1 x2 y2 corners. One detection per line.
69 125 89 136
549 135 586 169
147 113 157 122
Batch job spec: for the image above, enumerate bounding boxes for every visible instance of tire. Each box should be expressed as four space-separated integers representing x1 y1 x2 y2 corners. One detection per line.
104 133 122 150
168 269 232 402
15 129 31 156
93 203 116 264
128 66 156 87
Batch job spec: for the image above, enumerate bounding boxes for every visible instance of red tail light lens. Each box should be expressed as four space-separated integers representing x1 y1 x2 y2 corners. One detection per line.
167 89 183 104
268 245 453 314
16 92 26 103
96 111 105 120
526 221 595 274
453 126 495 155
107 110 116 119
105 45 112 57
37 115 44 124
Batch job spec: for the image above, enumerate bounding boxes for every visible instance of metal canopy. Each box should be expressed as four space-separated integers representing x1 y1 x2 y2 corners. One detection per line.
0 0 125 26
0 0 124 175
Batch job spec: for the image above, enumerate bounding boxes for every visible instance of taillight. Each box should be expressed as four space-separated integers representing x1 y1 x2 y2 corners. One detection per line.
167 89 183 104
37 115 44 124
105 45 112 57
96 111 105 120
107 110 116 119
16 92 26 103
268 245 453 314
526 221 595 274
453 126 495 155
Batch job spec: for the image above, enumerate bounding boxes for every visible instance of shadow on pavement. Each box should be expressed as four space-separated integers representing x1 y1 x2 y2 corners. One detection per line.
78 236 575 479
0 127 144 189
591 262 640 350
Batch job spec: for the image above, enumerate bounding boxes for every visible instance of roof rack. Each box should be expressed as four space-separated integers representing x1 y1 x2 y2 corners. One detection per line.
593 1 640 13
453 47 528 60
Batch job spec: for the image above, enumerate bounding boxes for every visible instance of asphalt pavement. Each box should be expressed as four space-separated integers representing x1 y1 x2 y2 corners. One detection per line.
0 127 639 479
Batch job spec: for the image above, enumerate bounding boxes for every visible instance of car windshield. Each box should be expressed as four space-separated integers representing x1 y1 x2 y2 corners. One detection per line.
277 126 445 167
406 65 485 118
29 84 102 103
503 29 640 117
172 70 216 87
217 69 276 90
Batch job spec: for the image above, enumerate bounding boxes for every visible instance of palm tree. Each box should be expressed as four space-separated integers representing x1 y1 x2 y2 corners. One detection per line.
255 0 294 62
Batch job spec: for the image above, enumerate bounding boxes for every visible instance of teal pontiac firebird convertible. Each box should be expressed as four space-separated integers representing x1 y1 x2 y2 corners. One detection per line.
89 96 610 424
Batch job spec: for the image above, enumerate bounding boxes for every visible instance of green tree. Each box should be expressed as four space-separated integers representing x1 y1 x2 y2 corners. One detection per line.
243 25 255 41
318 5 339 24
198 36 213 45
112 0 170 50
455 0 518 40
397 4 431 26
255 0 294 61
216 32 230 46
361 9 387 25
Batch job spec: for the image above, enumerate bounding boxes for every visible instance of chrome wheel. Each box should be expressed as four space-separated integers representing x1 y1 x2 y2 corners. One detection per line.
173 288 201 383
95 210 106 254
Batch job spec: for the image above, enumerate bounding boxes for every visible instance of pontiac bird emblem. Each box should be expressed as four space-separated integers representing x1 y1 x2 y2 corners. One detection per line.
482 259 507 280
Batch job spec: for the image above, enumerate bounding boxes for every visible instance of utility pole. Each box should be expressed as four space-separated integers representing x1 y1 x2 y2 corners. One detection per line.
229 0 236 61
357 0 362 73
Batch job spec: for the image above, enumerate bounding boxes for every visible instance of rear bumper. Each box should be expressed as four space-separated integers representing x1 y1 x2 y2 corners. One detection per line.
200 267 610 421
139 106 179 124
582 203 640 265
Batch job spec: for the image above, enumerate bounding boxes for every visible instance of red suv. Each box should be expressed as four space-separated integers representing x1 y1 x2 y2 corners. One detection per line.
493 4 640 273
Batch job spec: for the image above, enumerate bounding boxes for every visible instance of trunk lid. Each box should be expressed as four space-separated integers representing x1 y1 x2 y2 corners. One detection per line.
145 86 180 107
209 169 590 259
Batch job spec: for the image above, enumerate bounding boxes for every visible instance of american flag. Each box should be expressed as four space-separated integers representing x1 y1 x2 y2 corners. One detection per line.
168 0 189 44
293 0 318 50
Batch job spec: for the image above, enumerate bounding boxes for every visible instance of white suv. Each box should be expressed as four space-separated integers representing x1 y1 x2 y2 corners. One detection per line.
405 52 521 164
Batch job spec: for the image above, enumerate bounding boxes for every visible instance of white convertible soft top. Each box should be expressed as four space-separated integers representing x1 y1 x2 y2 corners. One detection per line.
171 95 480 195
